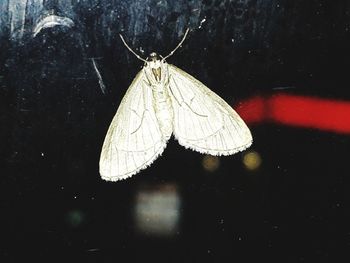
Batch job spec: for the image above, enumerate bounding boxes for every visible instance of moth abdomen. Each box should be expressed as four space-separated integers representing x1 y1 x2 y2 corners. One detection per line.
152 85 173 140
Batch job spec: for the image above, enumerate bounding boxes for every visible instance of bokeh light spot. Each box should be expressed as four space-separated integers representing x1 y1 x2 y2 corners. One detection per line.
202 155 220 172
134 184 181 237
65 209 86 228
242 151 262 171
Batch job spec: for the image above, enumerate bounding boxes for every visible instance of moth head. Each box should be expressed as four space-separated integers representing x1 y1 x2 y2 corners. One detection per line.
148 52 161 62
147 52 162 69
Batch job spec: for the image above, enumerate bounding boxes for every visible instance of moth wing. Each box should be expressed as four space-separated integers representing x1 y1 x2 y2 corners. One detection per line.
168 65 252 156
100 70 167 181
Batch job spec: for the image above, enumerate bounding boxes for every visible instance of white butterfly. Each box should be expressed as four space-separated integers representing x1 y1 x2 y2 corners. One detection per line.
100 29 252 181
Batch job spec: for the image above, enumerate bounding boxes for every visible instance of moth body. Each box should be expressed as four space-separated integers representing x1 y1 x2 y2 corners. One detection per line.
144 56 173 140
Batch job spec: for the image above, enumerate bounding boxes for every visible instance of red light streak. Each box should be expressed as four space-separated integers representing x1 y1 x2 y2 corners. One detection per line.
236 93 350 134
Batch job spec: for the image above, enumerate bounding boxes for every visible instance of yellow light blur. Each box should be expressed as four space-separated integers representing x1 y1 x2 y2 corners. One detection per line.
202 155 220 172
242 151 262 171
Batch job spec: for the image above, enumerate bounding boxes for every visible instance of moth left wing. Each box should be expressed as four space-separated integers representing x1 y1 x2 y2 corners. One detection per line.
168 64 252 156
99 70 167 181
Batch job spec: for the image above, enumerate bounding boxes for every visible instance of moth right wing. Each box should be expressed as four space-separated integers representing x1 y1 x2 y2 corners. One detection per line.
168 65 252 156
99 70 167 181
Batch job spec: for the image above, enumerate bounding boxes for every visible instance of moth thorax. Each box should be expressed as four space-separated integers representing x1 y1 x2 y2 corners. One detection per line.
152 67 162 81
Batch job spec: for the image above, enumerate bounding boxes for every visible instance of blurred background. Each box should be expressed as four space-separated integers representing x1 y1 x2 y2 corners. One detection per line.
0 0 349 262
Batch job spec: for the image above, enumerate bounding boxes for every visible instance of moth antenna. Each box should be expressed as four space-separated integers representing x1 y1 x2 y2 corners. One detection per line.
119 33 148 63
163 28 190 61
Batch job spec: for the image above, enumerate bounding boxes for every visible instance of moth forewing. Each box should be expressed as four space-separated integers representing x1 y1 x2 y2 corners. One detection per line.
99 69 168 181
167 65 252 156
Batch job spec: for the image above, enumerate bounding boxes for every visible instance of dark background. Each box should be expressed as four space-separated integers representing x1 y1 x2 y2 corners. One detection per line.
0 0 349 262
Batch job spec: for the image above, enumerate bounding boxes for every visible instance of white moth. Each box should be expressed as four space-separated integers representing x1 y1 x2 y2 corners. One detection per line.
100 29 252 181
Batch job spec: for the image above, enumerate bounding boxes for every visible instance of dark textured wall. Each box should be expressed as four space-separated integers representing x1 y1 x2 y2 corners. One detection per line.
0 1 349 262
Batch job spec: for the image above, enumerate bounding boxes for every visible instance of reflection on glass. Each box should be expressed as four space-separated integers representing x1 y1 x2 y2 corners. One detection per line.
202 155 220 172
134 183 181 237
33 14 74 37
242 150 262 171
236 93 350 134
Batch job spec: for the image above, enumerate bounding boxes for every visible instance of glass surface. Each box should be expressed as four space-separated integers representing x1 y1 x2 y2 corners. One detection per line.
0 0 348 262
